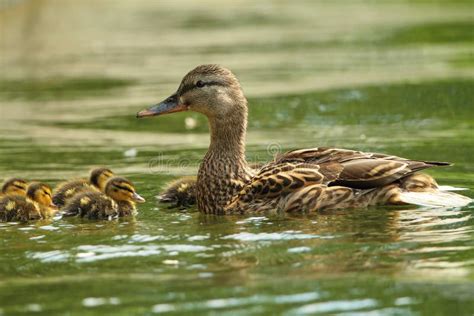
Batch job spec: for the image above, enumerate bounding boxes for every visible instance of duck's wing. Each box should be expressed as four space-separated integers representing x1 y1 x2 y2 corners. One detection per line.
226 161 343 209
274 147 450 189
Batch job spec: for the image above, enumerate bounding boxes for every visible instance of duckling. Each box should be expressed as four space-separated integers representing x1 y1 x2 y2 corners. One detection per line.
62 191 117 220
158 176 197 209
52 167 115 207
0 178 28 198
0 182 57 222
62 176 145 220
27 182 58 219
106 177 146 216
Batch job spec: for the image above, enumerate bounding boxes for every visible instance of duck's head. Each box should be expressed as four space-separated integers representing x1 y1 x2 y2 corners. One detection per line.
90 167 114 192
137 64 247 120
105 177 146 204
1 178 28 196
26 182 56 209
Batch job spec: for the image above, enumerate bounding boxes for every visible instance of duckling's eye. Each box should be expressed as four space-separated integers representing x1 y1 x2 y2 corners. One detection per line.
196 80 205 88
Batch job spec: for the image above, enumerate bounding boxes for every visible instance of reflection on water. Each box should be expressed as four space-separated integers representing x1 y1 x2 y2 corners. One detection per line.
398 208 472 242
0 0 474 315
222 231 332 241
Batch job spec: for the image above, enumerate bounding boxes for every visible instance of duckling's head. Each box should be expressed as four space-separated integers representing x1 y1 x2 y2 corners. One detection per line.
26 182 55 208
90 167 114 192
1 178 28 196
105 177 146 204
137 64 247 120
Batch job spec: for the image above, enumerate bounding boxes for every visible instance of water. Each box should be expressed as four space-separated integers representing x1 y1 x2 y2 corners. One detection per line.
1 1 473 315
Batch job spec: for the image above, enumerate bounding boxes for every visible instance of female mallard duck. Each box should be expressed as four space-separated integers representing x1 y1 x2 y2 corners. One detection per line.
0 182 57 222
159 176 197 209
62 176 145 220
0 178 28 198
137 64 472 214
52 167 115 207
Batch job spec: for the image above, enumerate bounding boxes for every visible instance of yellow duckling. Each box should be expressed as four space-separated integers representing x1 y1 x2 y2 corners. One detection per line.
62 176 145 220
0 178 28 198
159 176 197 209
52 167 115 207
0 182 57 222
107 177 146 217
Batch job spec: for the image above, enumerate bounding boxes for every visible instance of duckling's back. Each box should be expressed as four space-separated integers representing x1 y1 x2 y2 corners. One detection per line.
62 191 118 220
53 179 94 207
0 195 42 222
159 176 197 208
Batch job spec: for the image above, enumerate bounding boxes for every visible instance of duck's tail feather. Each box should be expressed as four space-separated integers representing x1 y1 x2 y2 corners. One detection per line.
437 185 469 192
399 191 472 208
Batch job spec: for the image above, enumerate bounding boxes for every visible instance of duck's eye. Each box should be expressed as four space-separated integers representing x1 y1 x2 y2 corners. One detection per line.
196 80 205 88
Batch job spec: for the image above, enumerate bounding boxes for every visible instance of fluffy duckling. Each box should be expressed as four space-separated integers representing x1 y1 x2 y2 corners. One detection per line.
0 178 28 198
106 177 146 216
63 176 145 220
0 182 57 222
158 176 197 209
53 167 115 207
62 191 117 220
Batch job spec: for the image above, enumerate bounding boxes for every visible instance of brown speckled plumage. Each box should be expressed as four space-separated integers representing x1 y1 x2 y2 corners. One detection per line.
62 176 144 220
53 168 114 207
159 176 197 209
0 195 42 222
116 200 137 217
52 179 93 207
0 178 28 198
0 182 56 222
62 191 118 220
138 64 472 214
159 163 264 209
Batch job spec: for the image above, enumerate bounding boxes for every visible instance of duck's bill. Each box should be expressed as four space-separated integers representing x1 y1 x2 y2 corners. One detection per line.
136 94 187 118
133 192 146 203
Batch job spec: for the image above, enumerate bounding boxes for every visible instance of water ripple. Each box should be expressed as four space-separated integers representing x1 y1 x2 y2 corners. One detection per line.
76 245 162 263
129 234 168 242
288 246 312 253
151 291 321 314
27 250 70 263
27 243 211 264
222 231 334 241
286 298 378 315
82 297 120 307
236 217 269 225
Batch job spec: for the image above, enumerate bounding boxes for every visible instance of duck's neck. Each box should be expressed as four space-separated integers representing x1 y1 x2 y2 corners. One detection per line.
208 113 247 162
38 205 57 219
197 107 253 214
116 200 136 216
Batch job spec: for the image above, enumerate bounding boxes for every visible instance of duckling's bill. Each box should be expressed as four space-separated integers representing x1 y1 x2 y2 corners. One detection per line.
133 192 146 203
137 94 187 118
